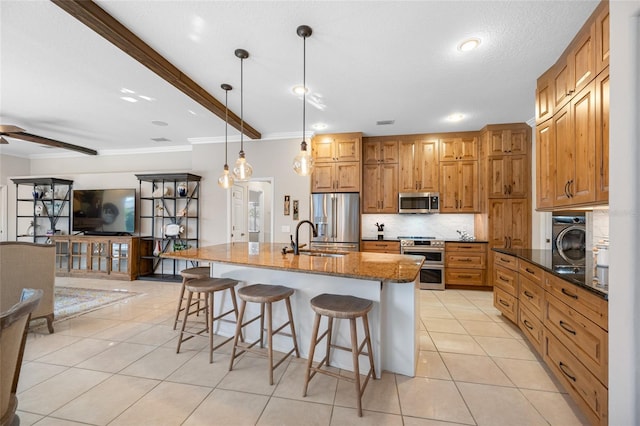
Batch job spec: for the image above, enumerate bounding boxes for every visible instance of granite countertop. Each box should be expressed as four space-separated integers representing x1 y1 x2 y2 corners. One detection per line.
492 248 607 299
162 243 424 283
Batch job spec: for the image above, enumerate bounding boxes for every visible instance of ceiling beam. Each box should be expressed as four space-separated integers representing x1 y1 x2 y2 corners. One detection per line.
1 132 99 155
51 0 262 140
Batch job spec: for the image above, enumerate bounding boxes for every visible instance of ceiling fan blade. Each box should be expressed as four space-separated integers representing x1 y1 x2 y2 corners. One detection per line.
0 124 25 133
1 131 98 155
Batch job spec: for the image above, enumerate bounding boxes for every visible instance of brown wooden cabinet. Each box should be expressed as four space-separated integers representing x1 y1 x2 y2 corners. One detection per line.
360 240 400 254
439 136 477 161
444 242 487 287
492 251 609 426
535 120 555 210
487 198 530 251
311 133 362 193
554 81 596 207
53 235 149 280
362 139 398 164
487 155 528 198
534 1 608 211
362 163 398 213
398 138 439 192
484 126 528 156
440 161 478 213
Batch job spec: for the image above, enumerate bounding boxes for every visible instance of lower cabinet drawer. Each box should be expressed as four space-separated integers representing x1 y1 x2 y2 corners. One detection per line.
445 269 486 286
494 287 518 324
545 273 608 331
445 252 487 269
519 304 543 354
494 265 518 296
519 274 544 321
544 329 608 426
494 253 518 271
544 293 608 385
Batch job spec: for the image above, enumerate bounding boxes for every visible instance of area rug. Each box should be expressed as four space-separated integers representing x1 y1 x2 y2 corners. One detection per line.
53 286 140 321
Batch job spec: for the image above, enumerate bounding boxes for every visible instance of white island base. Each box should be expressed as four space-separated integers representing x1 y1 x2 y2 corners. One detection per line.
208 262 419 377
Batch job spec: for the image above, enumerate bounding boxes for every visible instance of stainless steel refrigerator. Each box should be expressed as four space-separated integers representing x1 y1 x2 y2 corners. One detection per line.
310 193 360 252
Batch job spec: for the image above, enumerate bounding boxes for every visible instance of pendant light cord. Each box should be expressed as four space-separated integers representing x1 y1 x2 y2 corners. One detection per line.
224 89 229 165
302 34 306 144
240 55 244 153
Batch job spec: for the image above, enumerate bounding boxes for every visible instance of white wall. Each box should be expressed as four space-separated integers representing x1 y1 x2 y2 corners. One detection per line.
609 2 640 424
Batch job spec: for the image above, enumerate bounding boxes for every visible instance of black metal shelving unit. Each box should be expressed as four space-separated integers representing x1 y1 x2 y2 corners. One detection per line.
12 177 73 243
135 173 201 281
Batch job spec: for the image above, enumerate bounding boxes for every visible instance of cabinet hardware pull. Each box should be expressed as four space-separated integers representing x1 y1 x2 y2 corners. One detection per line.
561 288 578 299
523 319 534 330
559 320 577 335
458 275 472 278
500 257 510 262
525 267 536 275
568 179 574 197
504 185 508 195
523 290 534 299
499 275 509 282
508 184 512 194
558 362 577 382
460 258 472 262
460 246 472 249
499 299 510 307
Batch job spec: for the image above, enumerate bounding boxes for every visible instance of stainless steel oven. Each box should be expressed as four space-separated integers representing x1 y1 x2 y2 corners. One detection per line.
400 237 445 290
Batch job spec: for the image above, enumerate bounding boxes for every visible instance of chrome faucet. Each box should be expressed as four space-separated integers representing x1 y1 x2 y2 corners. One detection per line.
291 220 318 255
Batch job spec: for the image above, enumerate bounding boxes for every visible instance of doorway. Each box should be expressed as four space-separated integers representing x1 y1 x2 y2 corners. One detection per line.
230 178 273 243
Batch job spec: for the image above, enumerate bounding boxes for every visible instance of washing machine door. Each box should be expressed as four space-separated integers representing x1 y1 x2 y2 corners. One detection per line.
555 225 586 264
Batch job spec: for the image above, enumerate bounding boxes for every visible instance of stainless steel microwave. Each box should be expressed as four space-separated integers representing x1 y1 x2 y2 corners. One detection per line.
398 192 440 214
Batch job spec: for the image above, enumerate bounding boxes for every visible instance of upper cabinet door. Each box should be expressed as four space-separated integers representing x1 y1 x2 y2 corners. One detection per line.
416 139 439 192
439 137 477 161
570 21 596 96
334 134 360 162
536 67 555 124
311 137 335 163
595 68 609 203
536 120 555 210
595 3 609 74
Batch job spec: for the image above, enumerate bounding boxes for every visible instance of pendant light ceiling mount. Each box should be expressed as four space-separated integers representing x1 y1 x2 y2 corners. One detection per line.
293 24 314 177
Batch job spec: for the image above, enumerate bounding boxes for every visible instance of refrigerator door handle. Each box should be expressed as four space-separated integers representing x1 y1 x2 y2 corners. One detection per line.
332 195 337 239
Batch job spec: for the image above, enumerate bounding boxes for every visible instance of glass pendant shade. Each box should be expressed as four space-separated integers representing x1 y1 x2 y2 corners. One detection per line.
233 151 253 181
293 140 314 176
218 164 234 189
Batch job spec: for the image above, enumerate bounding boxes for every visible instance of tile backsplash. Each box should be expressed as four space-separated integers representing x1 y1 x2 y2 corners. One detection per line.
586 208 609 248
361 214 475 240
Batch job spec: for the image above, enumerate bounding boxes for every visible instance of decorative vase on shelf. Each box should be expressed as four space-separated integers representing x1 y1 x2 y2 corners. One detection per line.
32 186 44 199
153 240 162 257
177 182 188 197
27 221 35 236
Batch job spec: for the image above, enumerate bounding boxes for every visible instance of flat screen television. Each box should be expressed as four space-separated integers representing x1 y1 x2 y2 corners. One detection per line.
72 189 136 235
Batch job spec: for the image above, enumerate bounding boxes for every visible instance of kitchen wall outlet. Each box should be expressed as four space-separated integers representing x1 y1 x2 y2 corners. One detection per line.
281 225 290 233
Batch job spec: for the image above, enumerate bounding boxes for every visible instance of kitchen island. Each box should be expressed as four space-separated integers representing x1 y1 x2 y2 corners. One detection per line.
162 243 423 376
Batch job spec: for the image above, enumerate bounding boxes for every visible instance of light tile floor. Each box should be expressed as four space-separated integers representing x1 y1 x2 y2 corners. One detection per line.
16 277 590 425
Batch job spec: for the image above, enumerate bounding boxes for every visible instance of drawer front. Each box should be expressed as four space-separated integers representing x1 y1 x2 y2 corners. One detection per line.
546 273 608 331
519 304 543 355
445 269 486 286
493 265 518 296
494 253 518 271
544 329 608 426
445 242 486 253
544 294 608 385
519 275 544 320
445 252 487 269
518 260 544 287
494 287 518 324
361 241 400 253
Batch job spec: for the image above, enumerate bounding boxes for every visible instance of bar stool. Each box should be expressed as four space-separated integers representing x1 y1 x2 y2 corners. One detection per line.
229 284 300 385
303 293 376 417
176 277 241 363
173 266 211 330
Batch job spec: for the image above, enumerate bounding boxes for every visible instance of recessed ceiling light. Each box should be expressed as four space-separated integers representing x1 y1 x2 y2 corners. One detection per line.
292 85 308 95
151 121 168 126
457 38 481 52
311 123 327 131
120 97 138 103
446 113 465 122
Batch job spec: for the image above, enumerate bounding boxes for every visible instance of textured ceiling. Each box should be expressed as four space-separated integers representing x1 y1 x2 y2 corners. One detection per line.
0 0 599 158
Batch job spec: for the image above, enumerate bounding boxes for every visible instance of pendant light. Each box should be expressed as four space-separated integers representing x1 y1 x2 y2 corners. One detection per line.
232 48 253 181
293 25 314 176
218 83 234 189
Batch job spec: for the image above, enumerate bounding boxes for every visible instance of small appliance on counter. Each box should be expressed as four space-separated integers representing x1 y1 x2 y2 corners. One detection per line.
375 222 384 240
593 239 609 289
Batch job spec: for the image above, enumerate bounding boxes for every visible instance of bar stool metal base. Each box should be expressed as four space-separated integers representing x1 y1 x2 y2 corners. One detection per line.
229 284 300 385
302 293 376 417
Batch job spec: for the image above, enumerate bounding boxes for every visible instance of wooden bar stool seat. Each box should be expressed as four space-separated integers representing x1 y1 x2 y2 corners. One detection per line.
173 266 211 330
229 284 300 385
303 293 376 417
176 277 241 363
